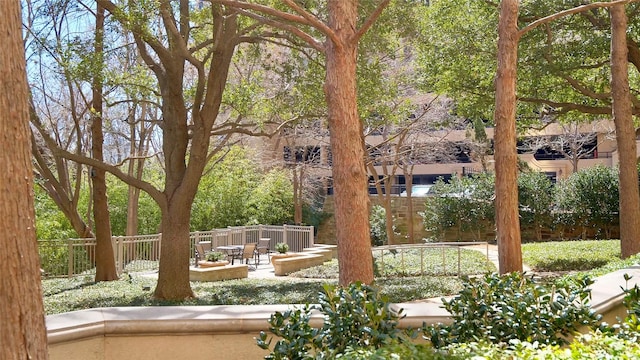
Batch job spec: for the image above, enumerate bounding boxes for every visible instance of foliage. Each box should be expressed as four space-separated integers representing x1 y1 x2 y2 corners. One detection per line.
518 171 555 241
555 166 619 239
245 168 294 225
34 185 77 240
422 167 622 242
417 0 636 125
256 283 410 359
339 342 456 360
190 147 259 230
446 332 640 359
425 272 601 348
205 251 227 262
275 243 289 254
106 173 162 235
370 205 393 246
607 274 640 342
422 173 495 241
522 240 620 272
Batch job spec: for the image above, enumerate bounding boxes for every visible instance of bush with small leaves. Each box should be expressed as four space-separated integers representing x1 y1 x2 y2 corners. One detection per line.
425 272 601 348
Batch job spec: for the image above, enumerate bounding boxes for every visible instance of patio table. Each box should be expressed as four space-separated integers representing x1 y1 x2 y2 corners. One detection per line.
216 245 243 265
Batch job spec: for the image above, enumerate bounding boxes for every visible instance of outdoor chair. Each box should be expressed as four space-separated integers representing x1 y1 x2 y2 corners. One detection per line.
256 238 271 263
233 243 258 269
194 244 208 267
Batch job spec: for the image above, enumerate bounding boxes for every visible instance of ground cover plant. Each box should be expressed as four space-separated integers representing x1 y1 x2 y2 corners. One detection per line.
42 275 465 315
42 240 632 316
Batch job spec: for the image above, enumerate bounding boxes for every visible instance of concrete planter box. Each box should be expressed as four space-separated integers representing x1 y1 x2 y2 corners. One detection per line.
189 264 248 281
273 253 325 276
197 260 229 268
270 253 298 266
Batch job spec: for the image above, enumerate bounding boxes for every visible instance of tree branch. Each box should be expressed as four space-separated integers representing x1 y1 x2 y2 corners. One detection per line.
234 8 324 52
353 0 391 43
53 147 166 208
519 0 640 37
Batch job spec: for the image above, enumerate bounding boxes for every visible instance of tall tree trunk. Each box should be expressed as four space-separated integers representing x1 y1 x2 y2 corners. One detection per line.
611 5 640 258
494 0 523 274
0 1 49 357
154 201 195 299
92 3 118 281
326 0 374 285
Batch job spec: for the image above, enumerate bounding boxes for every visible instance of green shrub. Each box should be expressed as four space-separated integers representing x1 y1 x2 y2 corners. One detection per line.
425 272 601 348
369 204 393 246
256 282 411 359
421 174 494 241
275 243 289 254
555 166 619 239
205 251 227 262
518 171 554 242
339 342 458 360
446 332 640 359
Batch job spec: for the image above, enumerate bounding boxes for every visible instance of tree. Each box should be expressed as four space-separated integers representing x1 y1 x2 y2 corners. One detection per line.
365 95 464 244
213 0 399 285
519 124 600 174
25 0 120 280
26 1 96 241
41 1 286 299
610 4 640 257
91 2 118 281
494 0 523 273
0 0 49 357
422 0 640 271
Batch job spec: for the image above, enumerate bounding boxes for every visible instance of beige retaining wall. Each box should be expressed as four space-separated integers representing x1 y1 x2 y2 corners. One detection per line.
47 265 640 360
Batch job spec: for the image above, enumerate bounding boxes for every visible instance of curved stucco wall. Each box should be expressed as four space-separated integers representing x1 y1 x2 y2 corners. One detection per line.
47 266 640 360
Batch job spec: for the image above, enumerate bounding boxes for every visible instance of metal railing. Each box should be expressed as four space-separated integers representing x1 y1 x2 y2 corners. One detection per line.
38 225 314 277
372 242 489 277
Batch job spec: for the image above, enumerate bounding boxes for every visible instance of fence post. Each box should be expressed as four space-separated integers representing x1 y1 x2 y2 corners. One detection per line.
283 224 288 248
117 236 124 275
67 240 73 278
308 226 314 247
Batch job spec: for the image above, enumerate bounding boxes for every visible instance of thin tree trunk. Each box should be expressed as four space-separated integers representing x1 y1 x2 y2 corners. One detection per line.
494 0 523 274
92 3 118 281
611 5 640 258
404 168 416 243
0 1 49 357
293 166 304 224
326 0 374 285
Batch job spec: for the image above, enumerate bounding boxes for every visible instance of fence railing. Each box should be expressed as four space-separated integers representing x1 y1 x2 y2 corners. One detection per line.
38 225 314 277
371 242 489 277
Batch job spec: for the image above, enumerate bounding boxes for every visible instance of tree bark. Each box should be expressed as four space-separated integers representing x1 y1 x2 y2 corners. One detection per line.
0 1 49 357
326 0 374 285
611 5 640 258
494 0 523 274
92 2 118 281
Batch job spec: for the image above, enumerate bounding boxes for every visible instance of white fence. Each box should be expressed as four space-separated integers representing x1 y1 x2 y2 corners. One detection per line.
38 225 314 277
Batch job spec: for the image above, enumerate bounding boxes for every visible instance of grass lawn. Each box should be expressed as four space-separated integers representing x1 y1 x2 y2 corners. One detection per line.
522 239 622 272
